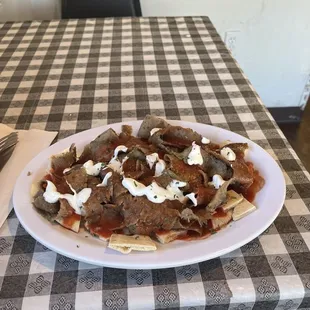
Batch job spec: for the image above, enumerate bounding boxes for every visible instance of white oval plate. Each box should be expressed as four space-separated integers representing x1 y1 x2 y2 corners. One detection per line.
13 120 285 269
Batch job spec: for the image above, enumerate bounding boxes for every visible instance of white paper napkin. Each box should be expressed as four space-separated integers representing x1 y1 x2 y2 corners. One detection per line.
0 124 57 228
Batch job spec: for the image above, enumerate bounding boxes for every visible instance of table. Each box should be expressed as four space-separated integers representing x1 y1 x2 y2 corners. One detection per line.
0 17 310 310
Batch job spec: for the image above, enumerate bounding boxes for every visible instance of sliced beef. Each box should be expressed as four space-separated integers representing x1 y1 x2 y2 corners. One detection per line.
55 200 82 233
85 205 125 240
87 176 101 189
179 221 203 234
78 128 119 163
195 186 217 206
154 172 174 188
201 149 233 180
162 126 202 147
180 208 202 225
122 158 153 181
149 129 184 154
167 145 232 183
231 159 253 190
194 208 213 224
50 144 76 177
137 114 169 139
121 195 180 235
83 186 113 217
57 198 74 218
118 135 151 153
99 167 113 180
171 216 207 235
170 144 233 181
199 170 209 187
164 154 203 191
33 190 60 214
122 158 143 180
121 124 133 136
77 145 92 165
224 143 248 156
171 145 192 160
83 197 103 218
166 199 184 212
126 148 147 161
44 174 72 195
109 173 128 205
149 126 201 153
203 142 253 190
201 142 220 152
219 143 253 190
93 186 113 203
35 208 57 222
64 167 88 192
207 179 234 212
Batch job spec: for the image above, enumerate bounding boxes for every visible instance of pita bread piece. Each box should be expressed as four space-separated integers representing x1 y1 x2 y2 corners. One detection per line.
233 199 257 221
155 230 187 244
221 190 244 212
108 234 157 254
84 221 112 242
211 210 233 230
56 213 81 233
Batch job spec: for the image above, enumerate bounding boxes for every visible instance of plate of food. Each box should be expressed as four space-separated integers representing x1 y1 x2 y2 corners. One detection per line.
13 115 285 269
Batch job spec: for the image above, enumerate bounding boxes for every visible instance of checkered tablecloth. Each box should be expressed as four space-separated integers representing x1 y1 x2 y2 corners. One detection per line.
0 16 310 310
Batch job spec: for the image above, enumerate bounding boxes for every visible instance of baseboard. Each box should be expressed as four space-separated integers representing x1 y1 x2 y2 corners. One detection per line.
268 107 303 124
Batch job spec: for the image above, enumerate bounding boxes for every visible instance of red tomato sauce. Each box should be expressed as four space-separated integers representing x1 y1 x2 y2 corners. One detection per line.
243 162 265 202
62 213 81 229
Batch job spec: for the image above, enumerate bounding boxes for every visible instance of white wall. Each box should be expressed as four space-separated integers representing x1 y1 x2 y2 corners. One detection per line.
141 0 310 108
0 0 60 22
1 0 309 107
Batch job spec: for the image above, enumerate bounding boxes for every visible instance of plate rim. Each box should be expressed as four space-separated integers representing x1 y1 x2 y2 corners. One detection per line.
13 120 286 269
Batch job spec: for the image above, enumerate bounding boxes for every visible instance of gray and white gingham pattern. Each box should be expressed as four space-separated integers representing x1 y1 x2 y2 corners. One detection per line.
0 17 310 310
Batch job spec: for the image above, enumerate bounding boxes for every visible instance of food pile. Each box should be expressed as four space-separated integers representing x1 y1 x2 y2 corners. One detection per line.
32 115 264 253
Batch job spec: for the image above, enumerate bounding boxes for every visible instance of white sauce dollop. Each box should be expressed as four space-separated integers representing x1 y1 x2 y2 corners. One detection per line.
166 179 187 201
82 146 127 175
146 153 166 177
97 171 112 187
186 193 198 206
107 145 128 174
107 157 122 173
201 137 210 144
63 168 72 174
44 145 130 212
155 160 166 177
82 146 129 176
187 142 203 165
83 160 103 176
43 181 60 203
114 145 128 157
122 178 187 204
150 128 161 136
43 180 92 215
220 147 236 161
209 174 225 189
146 153 157 169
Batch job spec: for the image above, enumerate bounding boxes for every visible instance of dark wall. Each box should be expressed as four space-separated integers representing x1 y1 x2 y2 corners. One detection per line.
62 0 142 19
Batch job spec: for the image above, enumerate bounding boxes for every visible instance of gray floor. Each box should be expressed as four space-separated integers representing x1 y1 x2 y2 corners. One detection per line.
278 103 310 172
